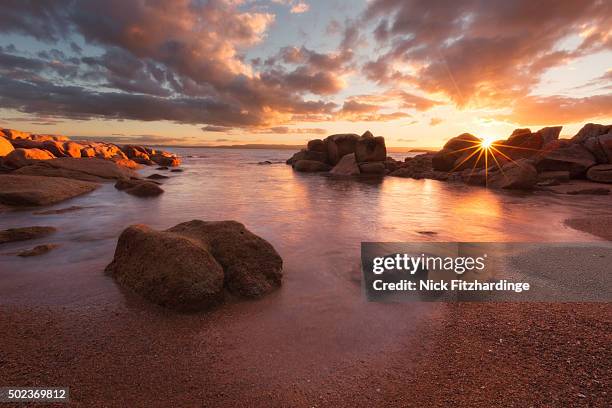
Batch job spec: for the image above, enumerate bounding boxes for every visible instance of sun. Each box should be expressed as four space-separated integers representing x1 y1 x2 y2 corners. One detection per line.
479 135 495 149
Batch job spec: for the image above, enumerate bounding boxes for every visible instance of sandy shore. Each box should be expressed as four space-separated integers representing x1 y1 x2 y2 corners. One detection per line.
565 215 612 241
2 293 609 407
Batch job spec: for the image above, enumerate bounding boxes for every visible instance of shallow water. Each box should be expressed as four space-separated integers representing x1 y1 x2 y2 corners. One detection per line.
0 147 608 307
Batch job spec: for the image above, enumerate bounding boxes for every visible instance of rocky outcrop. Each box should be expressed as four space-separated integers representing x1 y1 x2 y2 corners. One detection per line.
0 226 57 244
105 220 283 311
330 153 360 176
288 130 387 174
586 164 612 183
0 175 99 207
389 153 448 180
359 161 386 175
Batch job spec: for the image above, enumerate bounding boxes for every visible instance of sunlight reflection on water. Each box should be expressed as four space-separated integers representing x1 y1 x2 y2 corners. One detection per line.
0 147 607 305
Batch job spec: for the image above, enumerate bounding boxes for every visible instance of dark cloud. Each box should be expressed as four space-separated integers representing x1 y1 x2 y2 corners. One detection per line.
202 125 233 132
0 0 351 129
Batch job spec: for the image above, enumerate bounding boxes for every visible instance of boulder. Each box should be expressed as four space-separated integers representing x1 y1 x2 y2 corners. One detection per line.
582 133 612 164
293 160 332 172
571 123 612 144
432 133 481 171
63 141 82 158
105 220 283 310
306 139 326 153
167 220 283 298
17 244 59 257
329 153 360 176
586 164 612 184
0 137 14 157
150 153 180 167
384 157 405 173
487 160 538 190
389 153 448 180
535 144 596 178
355 134 386 163
0 226 57 244
105 224 225 311
325 133 359 165
0 175 99 207
171 169 183 173
535 126 562 145
80 147 96 158
359 161 386 175
4 148 55 168
115 179 164 197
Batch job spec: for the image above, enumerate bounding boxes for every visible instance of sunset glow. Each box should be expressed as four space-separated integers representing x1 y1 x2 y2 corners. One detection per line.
0 1 610 146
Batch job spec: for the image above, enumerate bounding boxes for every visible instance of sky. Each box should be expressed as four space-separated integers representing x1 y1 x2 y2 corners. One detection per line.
0 0 611 147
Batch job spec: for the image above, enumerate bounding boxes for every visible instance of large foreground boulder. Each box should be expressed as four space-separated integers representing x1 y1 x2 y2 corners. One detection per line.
105 224 225 311
326 133 360 165
0 175 99 207
105 220 283 311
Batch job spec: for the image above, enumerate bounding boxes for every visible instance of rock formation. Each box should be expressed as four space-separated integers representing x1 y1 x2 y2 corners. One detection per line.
105 220 283 311
288 130 388 175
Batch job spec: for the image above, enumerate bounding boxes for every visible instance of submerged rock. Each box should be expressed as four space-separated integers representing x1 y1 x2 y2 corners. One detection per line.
0 226 57 244
146 173 169 180
17 244 59 257
114 179 164 197
105 220 283 311
0 175 99 207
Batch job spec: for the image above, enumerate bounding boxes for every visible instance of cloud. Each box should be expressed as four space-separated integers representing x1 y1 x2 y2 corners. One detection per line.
0 0 347 130
362 0 612 112
493 94 612 125
272 1 310 14
202 125 233 133
253 126 327 134
429 117 443 126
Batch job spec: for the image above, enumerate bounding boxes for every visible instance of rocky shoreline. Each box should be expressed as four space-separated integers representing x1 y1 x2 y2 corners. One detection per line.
0 128 181 210
287 123 612 195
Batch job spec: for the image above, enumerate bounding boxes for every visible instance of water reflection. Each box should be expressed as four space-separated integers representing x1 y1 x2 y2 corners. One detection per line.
0 147 608 306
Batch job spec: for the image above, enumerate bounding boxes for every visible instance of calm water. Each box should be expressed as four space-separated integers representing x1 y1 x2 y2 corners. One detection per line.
0 147 608 306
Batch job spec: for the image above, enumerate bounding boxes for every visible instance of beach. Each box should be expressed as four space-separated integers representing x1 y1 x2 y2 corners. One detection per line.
1 148 610 407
